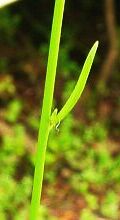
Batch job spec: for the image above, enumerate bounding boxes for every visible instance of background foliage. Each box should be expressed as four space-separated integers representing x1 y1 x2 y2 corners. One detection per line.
0 0 120 219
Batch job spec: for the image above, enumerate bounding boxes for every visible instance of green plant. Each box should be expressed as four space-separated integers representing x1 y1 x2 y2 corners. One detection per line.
101 191 119 219
0 8 20 44
80 208 97 220
0 75 15 95
5 99 23 123
41 42 80 79
30 0 98 219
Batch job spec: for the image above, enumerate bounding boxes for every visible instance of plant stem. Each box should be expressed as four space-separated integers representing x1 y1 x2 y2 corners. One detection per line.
29 0 65 219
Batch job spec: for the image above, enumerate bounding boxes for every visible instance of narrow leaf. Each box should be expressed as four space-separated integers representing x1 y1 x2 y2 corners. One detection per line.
55 41 99 124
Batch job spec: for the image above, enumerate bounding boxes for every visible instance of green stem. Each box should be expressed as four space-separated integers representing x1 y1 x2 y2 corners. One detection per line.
29 0 65 219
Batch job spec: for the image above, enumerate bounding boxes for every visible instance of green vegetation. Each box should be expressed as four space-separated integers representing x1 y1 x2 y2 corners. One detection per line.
0 0 120 219
30 0 98 219
30 0 66 219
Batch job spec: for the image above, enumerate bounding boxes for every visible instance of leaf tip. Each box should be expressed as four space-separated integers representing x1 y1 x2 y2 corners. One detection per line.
94 40 99 48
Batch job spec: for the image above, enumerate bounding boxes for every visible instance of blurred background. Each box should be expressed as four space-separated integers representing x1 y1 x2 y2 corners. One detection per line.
0 0 120 219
